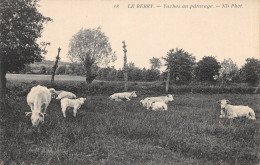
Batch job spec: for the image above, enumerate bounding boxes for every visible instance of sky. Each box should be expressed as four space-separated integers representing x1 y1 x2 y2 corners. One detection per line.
37 0 259 70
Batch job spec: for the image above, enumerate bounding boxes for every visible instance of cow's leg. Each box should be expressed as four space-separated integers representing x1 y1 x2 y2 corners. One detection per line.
73 107 77 117
29 103 34 111
62 107 67 118
115 98 122 101
40 103 47 114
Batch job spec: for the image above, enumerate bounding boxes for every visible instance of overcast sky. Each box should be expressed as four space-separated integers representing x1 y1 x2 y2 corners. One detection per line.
37 0 259 69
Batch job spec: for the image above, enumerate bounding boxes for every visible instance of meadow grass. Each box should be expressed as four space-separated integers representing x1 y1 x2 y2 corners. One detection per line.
1 76 260 164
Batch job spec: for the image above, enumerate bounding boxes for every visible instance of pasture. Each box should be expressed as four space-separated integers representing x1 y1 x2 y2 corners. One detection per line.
1 74 260 164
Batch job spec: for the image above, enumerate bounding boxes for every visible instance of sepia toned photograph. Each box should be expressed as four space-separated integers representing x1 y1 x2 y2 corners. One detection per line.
0 0 259 164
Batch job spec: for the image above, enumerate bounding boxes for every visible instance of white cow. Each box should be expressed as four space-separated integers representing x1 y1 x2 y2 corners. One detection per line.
56 91 76 100
60 98 86 117
140 94 174 107
109 91 137 101
146 100 168 111
26 85 52 126
218 99 256 120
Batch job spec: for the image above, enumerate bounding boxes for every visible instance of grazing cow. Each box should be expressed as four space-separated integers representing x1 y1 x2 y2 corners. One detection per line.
26 85 52 126
140 94 174 107
218 99 256 120
109 91 137 101
60 98 86 117
56 91 76 100
146 100 168 111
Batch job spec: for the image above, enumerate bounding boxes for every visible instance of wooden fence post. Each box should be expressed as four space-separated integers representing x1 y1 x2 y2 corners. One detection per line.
122 41 128 91
51 48 61 87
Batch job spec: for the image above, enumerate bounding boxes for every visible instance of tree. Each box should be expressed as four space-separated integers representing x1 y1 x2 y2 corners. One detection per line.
65 62 86 75
20 64 32 74
68 27 116 83
0 0 51 101
40 66 46 74
56 65 67 75
107 67 117 81
217 58 239 84
128 62 135 69
126 62 144 81
163 48 196 84
116 69 124 80
144 69 160 81
0 0 51 156
149 57 162 70
195 56 221 82
241 58 260 85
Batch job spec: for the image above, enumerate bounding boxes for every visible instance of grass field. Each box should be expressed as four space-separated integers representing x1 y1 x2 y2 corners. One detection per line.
1 74 260 164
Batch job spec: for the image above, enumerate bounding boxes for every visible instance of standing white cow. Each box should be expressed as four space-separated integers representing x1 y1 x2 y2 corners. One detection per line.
109 91 137 101
26 85 52 126
140 94 174 107
56 91 76 100
218 99 256 120
60 98 86 117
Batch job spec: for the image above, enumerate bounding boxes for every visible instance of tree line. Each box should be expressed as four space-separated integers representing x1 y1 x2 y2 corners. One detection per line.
20 53 260 86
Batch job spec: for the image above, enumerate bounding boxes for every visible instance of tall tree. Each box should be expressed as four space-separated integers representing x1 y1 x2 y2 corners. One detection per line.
241 58 260 85
195 56 221 82
163 48 196 84
68 27 116 83
0 0 51 156
0 0 51 105
122 41 128 91
149 57 162 70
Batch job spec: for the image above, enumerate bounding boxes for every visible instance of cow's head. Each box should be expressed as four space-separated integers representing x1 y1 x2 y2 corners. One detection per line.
218 99 230 109
217 99 230 118
79 98 86 104
167 94 174 101
49 88 57 99
140 99 146 106
25 111 46 126
130 91 137 98
146 100 155 110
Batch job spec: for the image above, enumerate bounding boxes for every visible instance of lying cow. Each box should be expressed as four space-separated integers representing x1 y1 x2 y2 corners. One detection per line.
60 98 86 117
218 99 256 120
109 91 137 101
146 100 168 111
140 94 174 107
26 85 52 126
56 91 76 100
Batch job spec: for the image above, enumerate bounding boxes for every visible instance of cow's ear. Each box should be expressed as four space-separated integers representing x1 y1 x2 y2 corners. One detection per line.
25 112 32 116
226 100 231 104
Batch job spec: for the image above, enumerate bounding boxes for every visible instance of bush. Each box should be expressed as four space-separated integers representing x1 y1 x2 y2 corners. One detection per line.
56 66 67 75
